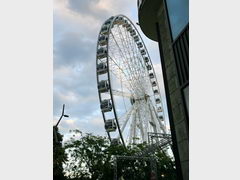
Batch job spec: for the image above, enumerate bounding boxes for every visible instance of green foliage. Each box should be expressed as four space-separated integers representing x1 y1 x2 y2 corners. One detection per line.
53 126 67 180
63 130 176 180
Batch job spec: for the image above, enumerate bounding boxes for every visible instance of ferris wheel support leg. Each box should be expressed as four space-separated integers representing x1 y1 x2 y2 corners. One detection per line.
129 108 137 144
149 99 167 134
120 106 134 133
147 101 159 134
133 112 137 144
117 106 134 141
147 100 161 133
136 106 145 142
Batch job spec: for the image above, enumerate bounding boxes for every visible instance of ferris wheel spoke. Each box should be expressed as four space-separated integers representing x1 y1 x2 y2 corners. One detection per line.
126 33 147 87
111 27 143 89
117 106 134 135
135 104 145 142
118 27 146 89
135 102 147 142
128 108 137 144
119 73 128 112
110 64 134 94
124 27 145 70
109 31 132 69
148 98 167 134
122 28 141 68
124 30 138 61
116 26 142 78
108 55 136 93
111 89 132 98
125 43 148 95
147 99 161 134
108 41 137 88
133 116 137 144
110 31 139 87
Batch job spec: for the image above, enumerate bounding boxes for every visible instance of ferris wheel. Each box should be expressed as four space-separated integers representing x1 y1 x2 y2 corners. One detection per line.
96 15 167 147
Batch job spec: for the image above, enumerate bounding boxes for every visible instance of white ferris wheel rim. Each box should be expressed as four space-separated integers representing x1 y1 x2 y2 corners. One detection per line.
96 15 167 146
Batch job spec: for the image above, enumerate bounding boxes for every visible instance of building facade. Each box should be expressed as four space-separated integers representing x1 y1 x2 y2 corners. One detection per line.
137 0 189 180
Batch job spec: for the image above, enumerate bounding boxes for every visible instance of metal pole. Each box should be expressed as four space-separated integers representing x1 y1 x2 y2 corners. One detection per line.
54 104 69 143
56 104 65 127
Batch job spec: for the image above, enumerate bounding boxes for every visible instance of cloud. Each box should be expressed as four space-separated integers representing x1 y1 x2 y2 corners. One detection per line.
53 0 169 137
54 31 95 68
67 0 111 21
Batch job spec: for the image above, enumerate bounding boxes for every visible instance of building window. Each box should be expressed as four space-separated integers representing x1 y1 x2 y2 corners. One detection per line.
165 0 189 40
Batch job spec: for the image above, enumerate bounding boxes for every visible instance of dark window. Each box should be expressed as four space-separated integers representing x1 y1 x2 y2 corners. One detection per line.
166 0 189 40
173 26 189 86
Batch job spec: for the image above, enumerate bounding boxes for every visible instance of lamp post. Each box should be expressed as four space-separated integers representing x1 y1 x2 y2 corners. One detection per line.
55 104 69 127
54 104 69 143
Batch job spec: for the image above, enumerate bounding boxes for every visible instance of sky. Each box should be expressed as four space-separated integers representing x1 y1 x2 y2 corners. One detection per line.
53 0 169 140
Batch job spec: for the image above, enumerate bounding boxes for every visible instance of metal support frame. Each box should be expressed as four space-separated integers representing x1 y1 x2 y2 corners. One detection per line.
114 133 172 180
147 132 171 145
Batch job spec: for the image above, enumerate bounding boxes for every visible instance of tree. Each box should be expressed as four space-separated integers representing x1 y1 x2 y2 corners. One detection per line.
53 126 67 180
63 130 176 180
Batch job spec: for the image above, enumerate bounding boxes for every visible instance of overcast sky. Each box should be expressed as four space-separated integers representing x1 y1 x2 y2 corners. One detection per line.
53 0 169 139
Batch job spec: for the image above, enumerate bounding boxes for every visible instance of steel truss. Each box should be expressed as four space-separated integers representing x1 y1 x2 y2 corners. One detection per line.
113 133 172 180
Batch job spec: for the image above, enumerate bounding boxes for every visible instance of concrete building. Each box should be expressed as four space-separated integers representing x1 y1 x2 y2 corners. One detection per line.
137 0 189 180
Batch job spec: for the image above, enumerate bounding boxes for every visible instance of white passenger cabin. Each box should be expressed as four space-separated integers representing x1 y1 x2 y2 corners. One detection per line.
140 49 146 55
101 25 110 35
105 16 114 25
155 98 161 104
130 29 136 36
158 115 163 120
100 99 112 112
157 106 162 112
149 73 154 79
105 119 117 132
144 57 149 63
97 47 107 59
122 20 128 27
99 35 108 46
134 35 140 42
114 16 124 25
152 81 157 87
153 89 159 94
98 80 109 93
97 63 107 75
126 24 132 31
137 42 143 48
147 65 152 71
